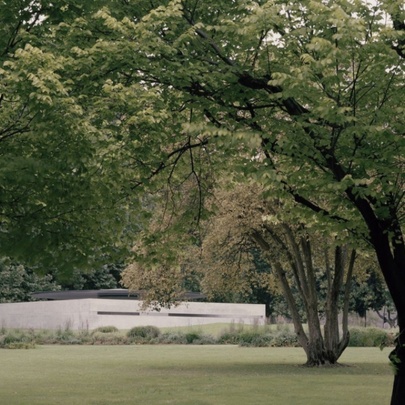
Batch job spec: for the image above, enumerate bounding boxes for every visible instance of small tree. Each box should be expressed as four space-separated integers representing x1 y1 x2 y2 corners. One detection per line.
123 182 356 366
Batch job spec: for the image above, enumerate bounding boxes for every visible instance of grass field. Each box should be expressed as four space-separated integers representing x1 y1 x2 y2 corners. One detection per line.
0 345 393 405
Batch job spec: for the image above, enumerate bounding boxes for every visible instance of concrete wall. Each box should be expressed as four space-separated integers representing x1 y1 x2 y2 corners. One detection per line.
0 299 266 330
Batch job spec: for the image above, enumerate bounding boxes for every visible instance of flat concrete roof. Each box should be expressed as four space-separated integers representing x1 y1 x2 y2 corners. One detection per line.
31 289 206 301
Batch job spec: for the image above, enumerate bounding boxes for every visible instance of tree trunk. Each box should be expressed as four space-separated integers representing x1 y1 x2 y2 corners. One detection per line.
340 192 405 405
390 321 405 405
365 221 405 405
305 312 331 366
252 229 354 366
324 247 345 360
272 261 309 349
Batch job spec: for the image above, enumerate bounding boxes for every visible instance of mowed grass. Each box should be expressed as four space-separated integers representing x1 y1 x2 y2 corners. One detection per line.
0 346 393 405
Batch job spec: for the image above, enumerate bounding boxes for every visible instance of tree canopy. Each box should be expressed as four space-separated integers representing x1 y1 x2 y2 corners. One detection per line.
57 0 404 286
1 0 404 402
73 1 402 400
0 257 60 303
0 0 139 272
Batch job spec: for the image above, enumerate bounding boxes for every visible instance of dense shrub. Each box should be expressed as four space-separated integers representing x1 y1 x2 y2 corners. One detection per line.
217 329 269 347
157 332 187 344
193 335 217 345
127 326 161 342
91 332 128 345
216 325 299 348
184 331 216 345
0 329 36 349
33 329 67 345
92 326 119 334
0 325 395 348
185 331 201 344
216 330 242 345
239 335 273 347
54 328 82 344
349 327 395 347
270 330 299 347
4 342 36 349
155 331 216 345
238 331 270 347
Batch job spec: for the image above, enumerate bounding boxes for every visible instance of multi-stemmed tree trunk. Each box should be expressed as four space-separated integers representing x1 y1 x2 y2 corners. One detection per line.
252 227 355 366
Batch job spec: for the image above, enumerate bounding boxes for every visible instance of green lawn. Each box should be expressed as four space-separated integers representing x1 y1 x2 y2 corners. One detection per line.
0 346 393 405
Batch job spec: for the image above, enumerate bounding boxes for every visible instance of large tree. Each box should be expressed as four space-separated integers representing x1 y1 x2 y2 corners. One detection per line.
71 1 403 402
2 0 404 403
0 0 138 273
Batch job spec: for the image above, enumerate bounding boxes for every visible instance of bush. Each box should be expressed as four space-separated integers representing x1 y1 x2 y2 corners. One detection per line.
33 330 62 345
191 335 217 345
127 326 161 342
239 330 278 347
216 330 242 345
239 335 272 347
349 327 395 347
154 330 216 345
271 330 299 347
54 328 82 344
5 342 36 349
184 331 216 345
157 332 187 344
216 329 268 347
8 325 394 348
216 326 299 347
91 332 128 345
0 329 36 349
92 326 119 334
